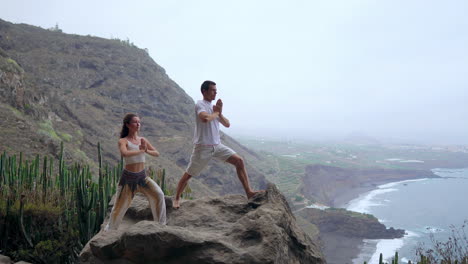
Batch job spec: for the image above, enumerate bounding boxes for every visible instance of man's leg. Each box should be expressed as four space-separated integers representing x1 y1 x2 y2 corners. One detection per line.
174 146 211 208
226 154 262 199
173 172 192 208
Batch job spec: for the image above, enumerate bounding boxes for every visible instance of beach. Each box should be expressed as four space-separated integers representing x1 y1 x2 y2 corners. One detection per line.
341 168 468 263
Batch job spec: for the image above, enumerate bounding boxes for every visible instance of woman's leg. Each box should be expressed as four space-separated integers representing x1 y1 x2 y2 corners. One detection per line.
105 185 134 231
139 177 166 225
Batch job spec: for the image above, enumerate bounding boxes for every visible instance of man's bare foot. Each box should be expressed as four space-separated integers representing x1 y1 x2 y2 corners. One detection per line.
247 190 264 199
173 198 181 209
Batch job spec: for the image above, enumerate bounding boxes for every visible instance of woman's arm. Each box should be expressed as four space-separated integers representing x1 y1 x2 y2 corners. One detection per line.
118 138 145 157
141 137 160 157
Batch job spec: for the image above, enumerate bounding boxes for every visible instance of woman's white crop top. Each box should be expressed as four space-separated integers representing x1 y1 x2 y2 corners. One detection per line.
124 139 146 165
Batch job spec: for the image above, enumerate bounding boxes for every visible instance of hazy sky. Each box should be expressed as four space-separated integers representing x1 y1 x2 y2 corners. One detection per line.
2 0 468 144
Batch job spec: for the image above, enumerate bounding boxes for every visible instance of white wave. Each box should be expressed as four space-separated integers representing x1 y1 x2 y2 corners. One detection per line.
347 188 398 213
406 230 420 238
379 178 428 189
432 168 468 174
368 231 418 263
432 168 468 178
367 238 405 264
366 231 419 263
347 178 429 214
306 203 329 210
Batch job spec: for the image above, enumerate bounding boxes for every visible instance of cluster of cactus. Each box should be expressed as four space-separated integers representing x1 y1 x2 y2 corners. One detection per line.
363 252 468 264
0 142 125 261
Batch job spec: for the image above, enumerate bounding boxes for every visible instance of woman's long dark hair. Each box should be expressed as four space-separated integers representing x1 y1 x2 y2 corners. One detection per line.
120 113 138 138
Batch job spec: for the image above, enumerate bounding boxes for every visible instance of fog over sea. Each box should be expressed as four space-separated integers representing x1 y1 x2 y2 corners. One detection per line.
345 168 468 263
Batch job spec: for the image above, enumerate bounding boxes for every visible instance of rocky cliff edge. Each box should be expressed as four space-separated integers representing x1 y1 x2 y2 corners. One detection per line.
79 184 326 264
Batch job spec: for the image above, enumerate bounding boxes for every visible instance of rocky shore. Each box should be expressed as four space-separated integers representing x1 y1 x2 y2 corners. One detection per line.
296 164 437 264
297 207 404 264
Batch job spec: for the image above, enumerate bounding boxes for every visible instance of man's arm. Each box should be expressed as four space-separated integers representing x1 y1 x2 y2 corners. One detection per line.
215 99 230 127
198 110 220 123
218 113 230 128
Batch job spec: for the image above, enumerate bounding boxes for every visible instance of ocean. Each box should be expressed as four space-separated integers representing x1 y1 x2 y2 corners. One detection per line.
346 168 468 264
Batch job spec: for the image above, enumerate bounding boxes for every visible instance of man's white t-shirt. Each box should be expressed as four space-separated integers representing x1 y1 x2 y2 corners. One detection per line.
193 100 220 145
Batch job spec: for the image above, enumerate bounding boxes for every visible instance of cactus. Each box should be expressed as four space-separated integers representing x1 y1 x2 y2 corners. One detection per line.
97 142 105 227
19 194 33 247
59 141 65 195
1 195 11 251
419 254 427 264
42 156 48 203
48 157 53 189
161 168 166 194
17 152 23 184
0 144 148 260
0 151 4 185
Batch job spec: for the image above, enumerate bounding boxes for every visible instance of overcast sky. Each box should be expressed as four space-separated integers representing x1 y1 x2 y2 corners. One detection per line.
2 0 468 144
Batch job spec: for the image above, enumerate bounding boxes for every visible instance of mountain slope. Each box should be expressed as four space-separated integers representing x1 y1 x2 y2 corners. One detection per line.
0 19 267 197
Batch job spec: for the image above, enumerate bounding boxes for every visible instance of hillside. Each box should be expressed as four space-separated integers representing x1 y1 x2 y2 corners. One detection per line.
0 19 267 197
300 164 439 206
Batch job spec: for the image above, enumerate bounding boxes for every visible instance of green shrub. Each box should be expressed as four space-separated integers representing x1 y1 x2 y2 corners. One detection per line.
59 132 72 142
38 120 60 141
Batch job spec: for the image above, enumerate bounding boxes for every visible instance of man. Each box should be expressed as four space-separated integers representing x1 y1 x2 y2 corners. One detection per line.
173 80 262 208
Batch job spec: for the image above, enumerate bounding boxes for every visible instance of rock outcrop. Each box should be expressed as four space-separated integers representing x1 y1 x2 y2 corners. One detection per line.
79 184 325 264
297 208 404 239
0 254 31 264
297 207 404 264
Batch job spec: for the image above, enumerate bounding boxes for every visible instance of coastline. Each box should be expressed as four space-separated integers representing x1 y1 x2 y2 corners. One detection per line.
327 176 438 264
299 165 467 264
332 175 441 209
332 186 375 209
331 167 468 264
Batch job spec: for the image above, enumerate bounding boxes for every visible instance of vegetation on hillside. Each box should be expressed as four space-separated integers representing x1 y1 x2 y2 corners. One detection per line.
0 143 190 263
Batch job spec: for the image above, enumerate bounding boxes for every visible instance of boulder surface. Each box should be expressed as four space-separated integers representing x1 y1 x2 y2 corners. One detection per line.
79 184 325 264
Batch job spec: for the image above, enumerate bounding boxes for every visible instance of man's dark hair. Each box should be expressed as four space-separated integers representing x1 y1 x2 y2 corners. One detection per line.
201 80 216 93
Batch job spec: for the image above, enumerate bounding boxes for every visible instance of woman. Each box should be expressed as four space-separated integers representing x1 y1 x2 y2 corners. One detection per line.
105 113 166 231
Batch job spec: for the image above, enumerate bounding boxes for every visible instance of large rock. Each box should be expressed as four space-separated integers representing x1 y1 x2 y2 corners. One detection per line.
79 184 325 264
0 255 30 264
0 255 12 264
